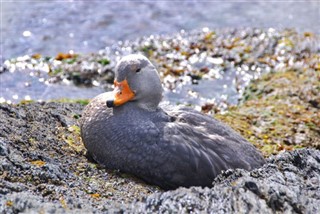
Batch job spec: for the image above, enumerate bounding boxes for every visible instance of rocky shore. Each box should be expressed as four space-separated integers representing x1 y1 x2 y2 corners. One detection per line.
1 28 319 213
0 99 319 213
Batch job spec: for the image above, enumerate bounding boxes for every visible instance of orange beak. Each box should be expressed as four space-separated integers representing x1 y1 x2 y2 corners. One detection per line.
106 79 135 108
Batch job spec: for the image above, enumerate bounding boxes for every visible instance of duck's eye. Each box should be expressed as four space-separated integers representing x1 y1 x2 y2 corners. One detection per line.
136 68 141 73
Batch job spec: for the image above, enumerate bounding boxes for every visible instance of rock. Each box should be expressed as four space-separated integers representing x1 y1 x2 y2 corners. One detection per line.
0 192 91 214
0 102 319 213
0 102 158 213
120 148 319 213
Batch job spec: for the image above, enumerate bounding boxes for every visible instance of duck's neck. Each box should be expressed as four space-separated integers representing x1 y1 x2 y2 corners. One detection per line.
113 101 159 115
136 100 160 112
133 89 163 112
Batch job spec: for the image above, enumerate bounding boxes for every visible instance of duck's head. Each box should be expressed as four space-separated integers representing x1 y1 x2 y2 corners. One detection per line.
106 54 163 111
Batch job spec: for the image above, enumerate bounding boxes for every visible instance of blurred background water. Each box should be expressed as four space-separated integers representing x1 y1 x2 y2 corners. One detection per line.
0 0 319 105
1 0 319 60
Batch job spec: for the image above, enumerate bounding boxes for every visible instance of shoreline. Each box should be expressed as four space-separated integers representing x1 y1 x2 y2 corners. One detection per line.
1 27 319 213
2 28 319 109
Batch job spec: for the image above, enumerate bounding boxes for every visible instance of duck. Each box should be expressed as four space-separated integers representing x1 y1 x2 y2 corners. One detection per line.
80 54 265 190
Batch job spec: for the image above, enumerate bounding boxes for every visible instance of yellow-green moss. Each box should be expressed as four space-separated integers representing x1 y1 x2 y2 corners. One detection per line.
216 68 320 157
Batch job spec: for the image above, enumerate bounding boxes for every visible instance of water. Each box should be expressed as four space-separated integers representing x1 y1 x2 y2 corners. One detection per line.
2 0 319 60
0 68 104 103
1 0 319 106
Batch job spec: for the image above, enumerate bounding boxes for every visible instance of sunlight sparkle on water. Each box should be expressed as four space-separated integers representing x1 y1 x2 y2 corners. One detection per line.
24 95 31 101
22 30 32 37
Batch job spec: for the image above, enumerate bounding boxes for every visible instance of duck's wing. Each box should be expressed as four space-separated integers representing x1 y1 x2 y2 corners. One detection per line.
175 107 265 167
152 106 265 188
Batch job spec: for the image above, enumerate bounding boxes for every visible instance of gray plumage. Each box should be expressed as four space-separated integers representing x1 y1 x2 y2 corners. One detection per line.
80 54 265 190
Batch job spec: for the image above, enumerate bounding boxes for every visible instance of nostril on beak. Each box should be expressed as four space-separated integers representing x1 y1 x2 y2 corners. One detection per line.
106 100 114 108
